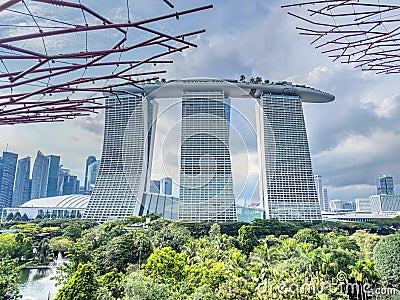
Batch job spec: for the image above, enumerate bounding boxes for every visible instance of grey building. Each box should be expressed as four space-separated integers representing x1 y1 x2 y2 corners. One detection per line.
62 175 79 195
31 150 49 200
376 175 394 195
12 156 31 207
86 160 100 193
84 156 97 193
0 151 18 210
46 155 60 197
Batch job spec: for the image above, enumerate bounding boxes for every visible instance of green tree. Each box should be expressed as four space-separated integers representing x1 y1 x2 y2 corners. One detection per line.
239 75 245 82
373 233 400 289
349 259 380 300
0 233 17 258
238 225 259 256
10 223 39 237
49 236 73 253
97 270 126 300
352 230 380 260
54 263 99 300
14 233 33 261
152 223 191 252
62 222 84 241
37 238 51 264
0 257 22 300
94 230 153 274
143 247 187 284
123 272 171 300
293 228 323 248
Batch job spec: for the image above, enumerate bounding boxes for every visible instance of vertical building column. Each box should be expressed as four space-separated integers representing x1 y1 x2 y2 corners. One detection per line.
179 91 236 222
257 94 321 221
83 93 157 223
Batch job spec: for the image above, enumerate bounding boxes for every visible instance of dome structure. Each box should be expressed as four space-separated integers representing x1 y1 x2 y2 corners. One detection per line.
21 195 89 209
2 194 89 221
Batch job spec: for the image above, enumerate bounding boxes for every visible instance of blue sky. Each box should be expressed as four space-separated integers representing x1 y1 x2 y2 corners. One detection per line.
1 0 400 202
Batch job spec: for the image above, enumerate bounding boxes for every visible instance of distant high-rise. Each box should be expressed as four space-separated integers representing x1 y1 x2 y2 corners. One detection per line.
31 150 49 200
46 155 60 197
322 187 329 212
0 151 18 210
376 175 394 195
62 175 79 195
57 167 70 196
84 156 97 193
314 175 323 211
86 160 100 192
161 177 173 195
12 156 31 207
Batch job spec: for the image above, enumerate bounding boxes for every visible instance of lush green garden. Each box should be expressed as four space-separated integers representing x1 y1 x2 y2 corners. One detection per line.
1 216 400 299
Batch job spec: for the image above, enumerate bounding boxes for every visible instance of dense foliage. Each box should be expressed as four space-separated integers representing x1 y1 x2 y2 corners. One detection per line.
1 216 400 299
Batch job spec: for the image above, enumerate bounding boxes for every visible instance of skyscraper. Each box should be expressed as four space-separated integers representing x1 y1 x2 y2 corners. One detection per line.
84 79 333 223
322 187 329 212
86 160 100 192
83 94 157 223
12 156 31 207
84 156 97 193
62 175 79 195
57 167 70 196
179 91 236 222
31 150 49 200
314 175 323 211
257 94 321 221
0 151 18 210
376 174 394 195
46 155 60 197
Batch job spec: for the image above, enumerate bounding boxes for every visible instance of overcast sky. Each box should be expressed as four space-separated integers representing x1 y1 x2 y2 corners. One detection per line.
1 0 399 202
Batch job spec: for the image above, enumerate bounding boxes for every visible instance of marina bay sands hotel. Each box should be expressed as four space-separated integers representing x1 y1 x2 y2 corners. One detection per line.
83 79 334 223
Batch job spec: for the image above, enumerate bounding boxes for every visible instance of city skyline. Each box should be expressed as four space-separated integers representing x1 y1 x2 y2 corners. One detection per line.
1 0 400 201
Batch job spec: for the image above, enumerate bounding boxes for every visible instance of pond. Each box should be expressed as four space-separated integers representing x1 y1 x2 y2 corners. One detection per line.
17 268 60 300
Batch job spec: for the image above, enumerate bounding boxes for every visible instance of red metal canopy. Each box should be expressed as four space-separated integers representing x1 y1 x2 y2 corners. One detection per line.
0 0 212 125
282 0 400 74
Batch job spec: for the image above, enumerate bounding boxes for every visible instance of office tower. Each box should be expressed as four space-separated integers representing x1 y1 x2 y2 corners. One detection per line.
57 167 70 196
62 175 79 195
179 91 236 222
84 93 158 223
31 150 49 200
322 187 329 211
86 160 100 192
160 177 173 195
376 174 394 195
12 156 31 207
0 151 18 210
314 175 323 211
46 155 60 197
84 156 97 192
257 94 321 221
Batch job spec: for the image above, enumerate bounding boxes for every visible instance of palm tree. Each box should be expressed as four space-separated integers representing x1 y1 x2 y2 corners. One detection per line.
349 260 380 300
